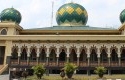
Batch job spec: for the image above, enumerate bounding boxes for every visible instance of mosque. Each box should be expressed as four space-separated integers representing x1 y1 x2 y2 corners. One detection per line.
0 2 125 76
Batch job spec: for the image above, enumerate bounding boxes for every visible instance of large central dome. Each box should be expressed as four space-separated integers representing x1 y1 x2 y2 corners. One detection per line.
56 3 88 26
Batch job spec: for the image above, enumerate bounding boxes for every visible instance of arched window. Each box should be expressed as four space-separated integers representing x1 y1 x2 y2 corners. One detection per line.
100 49 108 62
121 49 125 61
59 49 66 61
1 29 7 35
70 49 77 62
90 49 97 62
39 49 46 61
11 48 18 59
49 49 56 61
21 48 27 60
111 49 118 61
79 49 87 61
30 48 37 60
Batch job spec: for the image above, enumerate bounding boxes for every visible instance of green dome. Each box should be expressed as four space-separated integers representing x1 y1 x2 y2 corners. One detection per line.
56 3 88 26
0 8 22 24
120 9 125 24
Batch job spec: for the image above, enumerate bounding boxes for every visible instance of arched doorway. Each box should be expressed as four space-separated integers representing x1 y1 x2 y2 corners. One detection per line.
11 48 18 60
90 49 97 62
30 48 37 60
79 49 87 61
39 49 46 62
49 49 56 61
100 49 108 62
21 48 27 60
59 49 66 61
111 49 118 62
121 49 125 61
0 46 5 64
69 49 77 62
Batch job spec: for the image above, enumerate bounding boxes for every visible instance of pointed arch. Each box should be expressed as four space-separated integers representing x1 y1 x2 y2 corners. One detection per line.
100 49 108 62
79 46 87 61
39 48 46 61
111 48 118 61
30 48 37 60
69 48 77 62
21 48 27 60
1 28 7 35
121 46 125 61
49 49 56 61
11 47 18 59
59 49 66 61
90 46 97 62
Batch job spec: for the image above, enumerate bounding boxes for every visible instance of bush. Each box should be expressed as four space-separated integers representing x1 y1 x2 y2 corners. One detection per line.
32 64 45 79
94 66 107 78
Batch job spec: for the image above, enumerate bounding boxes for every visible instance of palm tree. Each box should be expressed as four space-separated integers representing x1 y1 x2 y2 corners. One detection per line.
94 66 107 78
63 63 77 79
32 64 45 79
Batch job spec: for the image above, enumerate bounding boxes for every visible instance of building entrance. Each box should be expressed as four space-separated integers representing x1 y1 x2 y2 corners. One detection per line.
0 46 5 64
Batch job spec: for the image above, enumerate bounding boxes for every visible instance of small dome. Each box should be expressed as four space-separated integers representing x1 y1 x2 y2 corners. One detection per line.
0 8 22 24
56 3 88 26
120 9 125 24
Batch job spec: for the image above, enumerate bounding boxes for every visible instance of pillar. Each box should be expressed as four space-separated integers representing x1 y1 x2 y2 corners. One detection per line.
46 47 49 65
118 49 121 66
77 57 79 66
108 69 111 75
118 57 121 66
27 47 30 65
37 46 40 65
56 57 59 66
87 57 90 66
97 49 100 66
56 48 59 66
108 57 111 66
18 47 21 65
98 57 100 66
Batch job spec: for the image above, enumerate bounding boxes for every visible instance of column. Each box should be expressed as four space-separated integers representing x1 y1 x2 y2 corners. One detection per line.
77 47 80 66
97 49 100 66
37 46 40 65
66 47 70 63
87 57 90 66
118 49 121 66
108 69 111 75
77 57 79 66
46 47 49 65
87 49 90 66
56 48 59 66
27 47 30 65
18 47 21 65
107 48 111 66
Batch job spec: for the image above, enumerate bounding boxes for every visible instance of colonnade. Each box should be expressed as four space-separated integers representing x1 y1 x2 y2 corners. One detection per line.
10 42 125 67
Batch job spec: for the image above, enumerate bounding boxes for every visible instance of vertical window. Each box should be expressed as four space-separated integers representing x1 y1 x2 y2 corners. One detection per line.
1 29 7 35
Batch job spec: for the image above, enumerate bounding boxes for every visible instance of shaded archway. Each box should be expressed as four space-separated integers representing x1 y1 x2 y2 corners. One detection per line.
79 49 87 61
21 48 27 60
121 49 125 61
39 49 46 61
49 49 56 61
11 48 18 60
30 48 37 60
90 49 97 62
59 49 66 61
1 29 7 35
111 49 118 61
70 49 77 62
100 49 108 62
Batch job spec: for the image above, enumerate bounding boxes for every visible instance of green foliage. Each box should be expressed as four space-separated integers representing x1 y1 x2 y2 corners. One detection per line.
32 64 45 79
63 62 78 74
94 66 107 75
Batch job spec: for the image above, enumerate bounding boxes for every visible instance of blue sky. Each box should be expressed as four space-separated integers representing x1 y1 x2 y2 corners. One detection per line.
0 0 125 29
